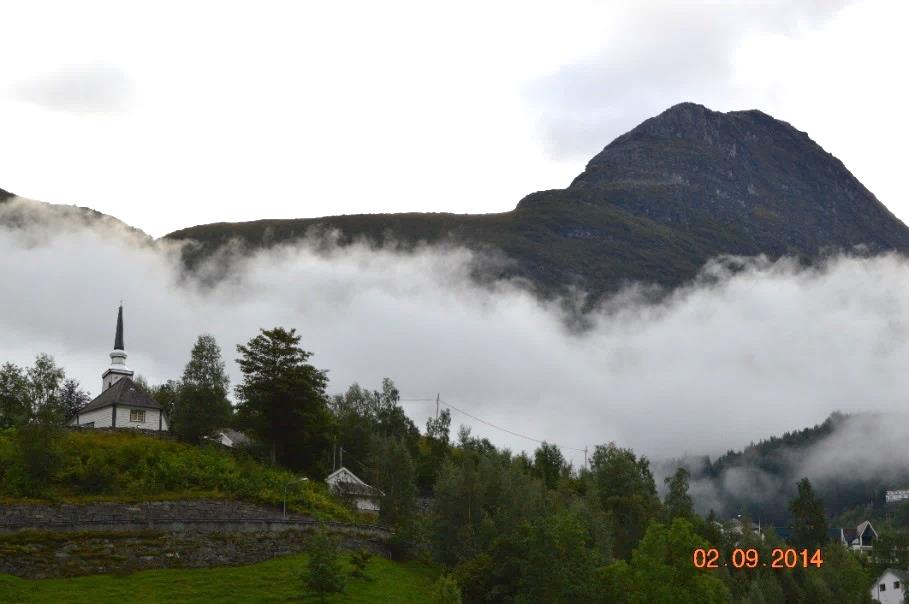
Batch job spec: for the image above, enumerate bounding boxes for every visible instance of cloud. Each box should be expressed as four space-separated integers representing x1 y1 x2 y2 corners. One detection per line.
9 65 133 114
524 0 855 159
4 197 909 478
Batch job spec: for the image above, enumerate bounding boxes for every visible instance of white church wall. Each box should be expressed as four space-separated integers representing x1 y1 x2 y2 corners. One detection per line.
72 406 113 428
113 406 166 430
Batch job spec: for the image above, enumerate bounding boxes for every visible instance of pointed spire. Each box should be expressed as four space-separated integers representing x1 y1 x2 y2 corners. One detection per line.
114 304 124 351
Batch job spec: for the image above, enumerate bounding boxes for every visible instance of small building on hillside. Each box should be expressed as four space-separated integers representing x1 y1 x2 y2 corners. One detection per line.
871 568 907 603
212 428 252 448
887 490 909 504
68 305 168 431
840 520 877 552
325 467 383 514
743 520 876 552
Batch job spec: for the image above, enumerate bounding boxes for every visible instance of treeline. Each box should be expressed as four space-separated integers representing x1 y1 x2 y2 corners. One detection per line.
665 412 908 525
0 329 880 602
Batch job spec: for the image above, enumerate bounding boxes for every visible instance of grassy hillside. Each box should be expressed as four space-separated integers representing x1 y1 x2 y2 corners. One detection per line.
0 553 437 603
0 429 352 521
166 194 738 301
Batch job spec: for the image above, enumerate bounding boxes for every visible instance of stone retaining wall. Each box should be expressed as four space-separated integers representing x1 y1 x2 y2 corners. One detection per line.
1 500 302 531
0 500 395 578
0 527 387 578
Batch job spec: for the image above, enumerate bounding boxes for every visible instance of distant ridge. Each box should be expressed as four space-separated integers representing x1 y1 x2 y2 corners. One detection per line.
8 103 909 299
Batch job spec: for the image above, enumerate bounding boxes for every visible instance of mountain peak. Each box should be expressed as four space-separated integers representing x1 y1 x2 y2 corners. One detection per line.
558 102 909 258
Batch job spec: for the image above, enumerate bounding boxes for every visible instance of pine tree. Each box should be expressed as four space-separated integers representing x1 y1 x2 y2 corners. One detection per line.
171 334 232 443
789 478 828 549
664 467 694 520
235 327 332 472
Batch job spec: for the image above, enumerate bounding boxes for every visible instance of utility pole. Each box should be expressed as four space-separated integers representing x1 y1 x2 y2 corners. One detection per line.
435 393 440 420
584 446 588 470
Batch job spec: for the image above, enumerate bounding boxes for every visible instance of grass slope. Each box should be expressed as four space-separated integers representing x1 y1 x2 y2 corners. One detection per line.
0 429 352 521
0 553 437 603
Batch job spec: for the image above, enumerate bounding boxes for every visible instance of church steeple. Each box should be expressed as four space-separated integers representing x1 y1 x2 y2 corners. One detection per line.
114 304 124 351
102 304 133 391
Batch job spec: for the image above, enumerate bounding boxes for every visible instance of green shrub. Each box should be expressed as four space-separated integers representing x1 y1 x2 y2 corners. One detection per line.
349 548 372 579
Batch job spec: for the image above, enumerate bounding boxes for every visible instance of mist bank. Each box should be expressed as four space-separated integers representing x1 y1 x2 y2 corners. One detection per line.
3 197 909 479
654 411 909 522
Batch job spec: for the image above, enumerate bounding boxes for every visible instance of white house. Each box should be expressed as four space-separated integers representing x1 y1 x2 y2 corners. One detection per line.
872 568 907 603
887 490 909 504
325 467 383 514
68 305 168 431
840 520 878 553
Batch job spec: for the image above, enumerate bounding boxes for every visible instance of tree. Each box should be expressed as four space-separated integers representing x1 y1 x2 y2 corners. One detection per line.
873 530 909 568
816 544 873 603
144 379 180 420
589 443 662 559
375 436 417 529
426 407 452 446
303 526 346 602
171 335 232 443
664 467 694 520
432 574 463 604
789 478 828 549
0 362 29 428
23 354 67 424
60 378 90 422
349 549 372 579
235 327 332 472
533 442 567 490
516 510 604 603
329 378 418 477
421 407 452 490
606 519 730 604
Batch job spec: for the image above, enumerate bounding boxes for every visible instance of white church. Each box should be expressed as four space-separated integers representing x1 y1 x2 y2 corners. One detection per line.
68 305 169 431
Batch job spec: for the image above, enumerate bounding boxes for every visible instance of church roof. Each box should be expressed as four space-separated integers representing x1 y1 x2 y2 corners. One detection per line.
78 377 162 414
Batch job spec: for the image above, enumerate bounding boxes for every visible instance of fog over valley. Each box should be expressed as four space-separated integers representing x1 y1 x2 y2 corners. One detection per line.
3 196 909 506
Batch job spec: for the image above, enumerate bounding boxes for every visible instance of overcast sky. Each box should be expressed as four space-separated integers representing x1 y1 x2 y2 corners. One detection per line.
1 0 907 237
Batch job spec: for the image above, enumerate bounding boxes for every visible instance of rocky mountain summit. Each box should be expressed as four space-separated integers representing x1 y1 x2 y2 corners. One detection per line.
561 102 909 255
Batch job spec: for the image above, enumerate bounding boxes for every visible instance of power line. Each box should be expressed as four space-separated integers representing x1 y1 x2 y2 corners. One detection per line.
400 396 587 454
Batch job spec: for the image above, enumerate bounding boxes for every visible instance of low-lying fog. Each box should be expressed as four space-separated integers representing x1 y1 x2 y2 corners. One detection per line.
3 197 909 489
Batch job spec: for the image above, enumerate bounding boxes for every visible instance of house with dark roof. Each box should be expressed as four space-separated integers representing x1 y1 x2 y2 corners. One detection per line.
68 305 168 431
843 520 877 553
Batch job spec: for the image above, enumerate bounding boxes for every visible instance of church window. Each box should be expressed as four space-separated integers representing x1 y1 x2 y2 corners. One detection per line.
130 409 146 423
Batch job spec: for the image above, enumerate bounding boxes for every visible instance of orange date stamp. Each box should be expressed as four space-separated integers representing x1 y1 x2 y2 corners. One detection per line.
693 547 823 569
